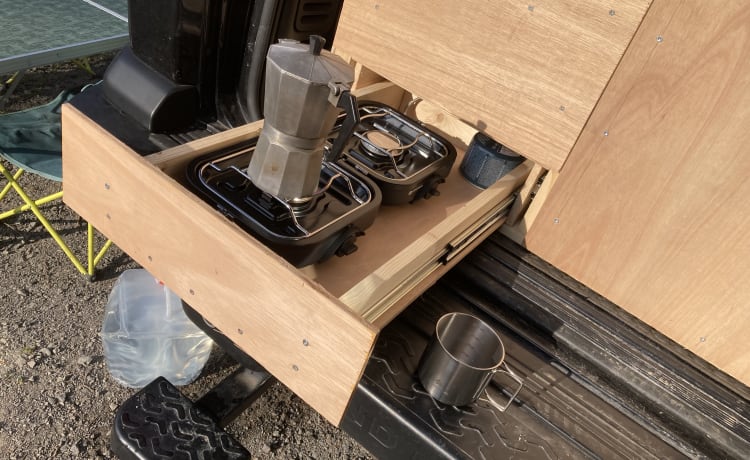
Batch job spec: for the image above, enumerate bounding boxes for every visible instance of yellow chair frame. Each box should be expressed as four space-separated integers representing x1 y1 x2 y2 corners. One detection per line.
0 162 112 279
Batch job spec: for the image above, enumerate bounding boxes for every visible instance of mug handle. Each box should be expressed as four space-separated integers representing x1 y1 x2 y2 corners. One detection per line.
484 362 524 412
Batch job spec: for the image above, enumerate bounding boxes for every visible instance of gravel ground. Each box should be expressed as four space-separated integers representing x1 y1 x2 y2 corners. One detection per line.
0 56 372 459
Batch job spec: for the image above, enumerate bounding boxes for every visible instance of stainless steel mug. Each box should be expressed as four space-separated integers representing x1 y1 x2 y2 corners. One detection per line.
417 312 523 411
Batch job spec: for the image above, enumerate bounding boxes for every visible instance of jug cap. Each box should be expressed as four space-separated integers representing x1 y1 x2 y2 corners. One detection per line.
267 35 353 86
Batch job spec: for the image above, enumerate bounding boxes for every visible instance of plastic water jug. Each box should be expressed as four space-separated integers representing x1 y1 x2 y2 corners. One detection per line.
101 269 213 387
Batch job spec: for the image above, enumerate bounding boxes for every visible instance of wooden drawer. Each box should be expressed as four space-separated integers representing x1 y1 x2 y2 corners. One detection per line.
61 88 531 425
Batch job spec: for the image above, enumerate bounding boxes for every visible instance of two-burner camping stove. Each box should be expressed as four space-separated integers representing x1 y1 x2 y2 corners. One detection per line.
187 102 456 267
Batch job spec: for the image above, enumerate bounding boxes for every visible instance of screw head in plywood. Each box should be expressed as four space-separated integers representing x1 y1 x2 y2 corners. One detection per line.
657 35 664 43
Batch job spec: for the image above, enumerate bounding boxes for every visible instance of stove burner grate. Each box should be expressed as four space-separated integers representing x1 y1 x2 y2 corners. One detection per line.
335 102 457 204
186 141 381 267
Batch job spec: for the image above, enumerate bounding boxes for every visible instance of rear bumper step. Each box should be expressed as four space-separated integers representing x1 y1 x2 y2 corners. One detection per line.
112 358 273 460
112 377 251 459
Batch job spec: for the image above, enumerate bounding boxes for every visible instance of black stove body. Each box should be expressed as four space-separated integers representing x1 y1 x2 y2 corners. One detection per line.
187 141 382 267
335 102 457 205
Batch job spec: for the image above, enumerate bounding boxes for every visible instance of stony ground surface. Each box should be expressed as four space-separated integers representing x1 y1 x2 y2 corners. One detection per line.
0 56 372 459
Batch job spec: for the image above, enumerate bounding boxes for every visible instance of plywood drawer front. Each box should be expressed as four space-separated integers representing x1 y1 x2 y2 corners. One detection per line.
334 0 652 170
62 106 378 425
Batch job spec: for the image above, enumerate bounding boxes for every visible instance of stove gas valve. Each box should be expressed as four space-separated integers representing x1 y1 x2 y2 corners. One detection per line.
412 174 445 202
333 227 365 258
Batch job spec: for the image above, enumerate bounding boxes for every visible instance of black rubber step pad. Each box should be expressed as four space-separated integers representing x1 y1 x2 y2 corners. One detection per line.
112 377 250 460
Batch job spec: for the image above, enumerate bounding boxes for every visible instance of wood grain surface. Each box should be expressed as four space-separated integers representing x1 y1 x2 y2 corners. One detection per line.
62 106 377 425
527 0 750 384
334 0 651 170
336 161 531 318
147 120 265 179
308 98 531 306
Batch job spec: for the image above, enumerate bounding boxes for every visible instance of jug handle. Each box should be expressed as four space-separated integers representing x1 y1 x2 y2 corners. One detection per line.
484 362 524 412
325 88 359 163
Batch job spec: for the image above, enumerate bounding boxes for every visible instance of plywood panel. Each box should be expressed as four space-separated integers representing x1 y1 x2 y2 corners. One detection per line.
62 106 377 425
527 0 750 384
334 0 652 170
336 161 532 317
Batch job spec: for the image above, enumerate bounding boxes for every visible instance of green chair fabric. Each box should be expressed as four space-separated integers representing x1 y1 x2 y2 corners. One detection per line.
0 89 76 180
0 86 113 278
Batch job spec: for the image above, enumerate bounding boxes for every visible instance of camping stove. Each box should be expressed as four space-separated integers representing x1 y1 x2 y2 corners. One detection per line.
187 102 455 267
333 102 457 205
187 142 381 268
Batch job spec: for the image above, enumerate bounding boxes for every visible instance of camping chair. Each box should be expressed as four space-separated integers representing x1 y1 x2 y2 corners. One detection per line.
0 88 112 279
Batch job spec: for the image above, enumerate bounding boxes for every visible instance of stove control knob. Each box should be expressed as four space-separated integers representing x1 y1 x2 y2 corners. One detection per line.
336 241 358 257
412 175 445 202
335 228 364 257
